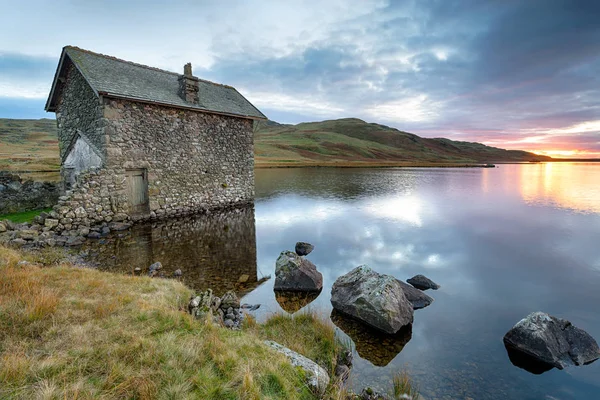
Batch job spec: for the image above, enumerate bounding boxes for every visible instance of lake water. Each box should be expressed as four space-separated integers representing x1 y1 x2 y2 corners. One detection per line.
86 163 600 399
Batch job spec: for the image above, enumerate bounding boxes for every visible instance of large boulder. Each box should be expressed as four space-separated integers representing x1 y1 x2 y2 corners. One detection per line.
407 274 440 290
331 265 413 334
295 241 314 256
264 340 330 396
503 312 600 370
274 251 323 292
397 280 434 310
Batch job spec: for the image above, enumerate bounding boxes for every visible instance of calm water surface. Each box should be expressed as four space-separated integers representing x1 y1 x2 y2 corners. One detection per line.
87 163 600 400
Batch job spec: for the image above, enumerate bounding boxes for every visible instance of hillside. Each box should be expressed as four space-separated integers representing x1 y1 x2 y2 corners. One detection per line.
254 118 550 166
0 118 60 173
0 118 550 174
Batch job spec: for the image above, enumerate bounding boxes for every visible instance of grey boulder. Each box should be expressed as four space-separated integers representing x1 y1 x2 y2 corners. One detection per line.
274 251 323 292
265 340 330 396
295 241 314 256
397 280 434 310
331 265 413 334
407 274 440 290
504 312 600 370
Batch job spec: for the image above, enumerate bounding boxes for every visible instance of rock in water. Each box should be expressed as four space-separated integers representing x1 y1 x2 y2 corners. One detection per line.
295 241 314 256
331 265 413 334
397 280 434 310
406 274 440 290
274 250 323 292
265 340 330 395
503 312 600 370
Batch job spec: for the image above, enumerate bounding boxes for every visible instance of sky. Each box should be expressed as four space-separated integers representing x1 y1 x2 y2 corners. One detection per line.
1 0 599 158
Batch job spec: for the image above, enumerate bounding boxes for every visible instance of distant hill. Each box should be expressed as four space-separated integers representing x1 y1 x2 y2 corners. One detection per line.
253 118 550 166
0 117 550 174
0 118 59 173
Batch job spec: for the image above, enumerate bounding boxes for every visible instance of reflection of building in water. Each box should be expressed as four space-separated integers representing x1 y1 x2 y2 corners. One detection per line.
330 310 412 367
85 206 260 296
275 290 321 314
519 163 600 214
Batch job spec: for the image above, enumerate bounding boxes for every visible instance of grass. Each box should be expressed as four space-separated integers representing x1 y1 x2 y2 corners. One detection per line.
0 245 327 400
392 371 420 399
249 311 344 379
254 118 550 166
0 208 52 223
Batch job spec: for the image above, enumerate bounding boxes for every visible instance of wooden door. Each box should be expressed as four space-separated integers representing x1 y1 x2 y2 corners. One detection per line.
126 169 149 215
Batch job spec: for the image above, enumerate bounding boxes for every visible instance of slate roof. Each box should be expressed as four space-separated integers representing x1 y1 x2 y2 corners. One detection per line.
45 46 266 120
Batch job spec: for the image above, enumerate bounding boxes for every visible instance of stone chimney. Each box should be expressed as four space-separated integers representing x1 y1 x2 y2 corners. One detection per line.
178 63 199 104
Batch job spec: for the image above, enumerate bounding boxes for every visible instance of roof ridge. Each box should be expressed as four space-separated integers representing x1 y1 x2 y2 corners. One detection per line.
63 45 235 89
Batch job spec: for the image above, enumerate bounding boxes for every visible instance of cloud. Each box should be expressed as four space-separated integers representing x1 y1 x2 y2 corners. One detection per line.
0 0 598 156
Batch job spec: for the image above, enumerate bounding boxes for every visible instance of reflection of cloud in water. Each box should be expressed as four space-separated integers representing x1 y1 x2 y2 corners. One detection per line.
361 195 423 226
254 195 344 227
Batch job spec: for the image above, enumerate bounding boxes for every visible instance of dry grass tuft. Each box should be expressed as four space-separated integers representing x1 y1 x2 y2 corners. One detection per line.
0 245 314 399
392 370 420 400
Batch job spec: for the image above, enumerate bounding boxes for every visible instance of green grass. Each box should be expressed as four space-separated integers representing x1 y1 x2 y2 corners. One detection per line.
0 208 52 223
254 118 550 166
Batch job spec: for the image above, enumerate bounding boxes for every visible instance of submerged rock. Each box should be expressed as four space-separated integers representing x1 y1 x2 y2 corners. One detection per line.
406 274 440 290
275 290 321 313
331 265 413 334
505 344 554 375
241 303 261 311
274 250 323 292
397 280 434 310
331 309 412 367
359 387 393 400
265 340 330 395
503 312 600 371
295 241 314 256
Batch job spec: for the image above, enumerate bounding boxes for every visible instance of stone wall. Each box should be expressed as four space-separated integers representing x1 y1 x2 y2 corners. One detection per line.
0 172 59 214
102 98 255 217
55 63 106 159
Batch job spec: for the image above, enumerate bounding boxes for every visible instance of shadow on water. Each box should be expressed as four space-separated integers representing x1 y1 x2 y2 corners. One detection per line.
504 343 555 375
274 290 322 314
83 206 265 296
331 309 412 367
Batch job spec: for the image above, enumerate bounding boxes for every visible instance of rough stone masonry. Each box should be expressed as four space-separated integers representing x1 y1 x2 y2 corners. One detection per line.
41 46 266 236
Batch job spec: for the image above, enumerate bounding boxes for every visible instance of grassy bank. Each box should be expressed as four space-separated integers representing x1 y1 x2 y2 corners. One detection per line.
0 246 348 399
0 208 52 223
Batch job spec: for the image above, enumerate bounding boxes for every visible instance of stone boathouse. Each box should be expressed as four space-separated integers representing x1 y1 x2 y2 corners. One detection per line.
44 46 266 233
